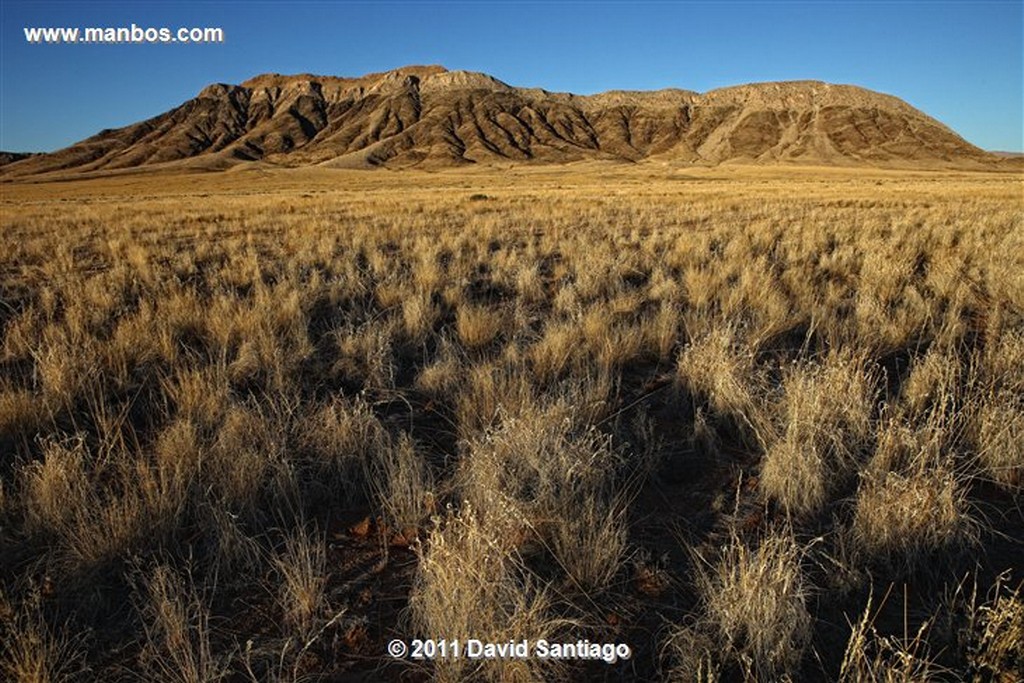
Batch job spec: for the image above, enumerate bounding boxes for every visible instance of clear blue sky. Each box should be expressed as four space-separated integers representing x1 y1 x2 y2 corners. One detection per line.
1 1 1021 152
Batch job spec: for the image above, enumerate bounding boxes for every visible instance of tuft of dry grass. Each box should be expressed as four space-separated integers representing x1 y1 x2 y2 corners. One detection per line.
332 321 397 391
965 576 1024 679
273 524 328 642
678 529 811 679
852 462 977 571
400 292 441 344
457 390 627 591
22 437 90 538
0 591 85 683
0 387 43 441
299 396 389 504
137 565 230 683
677 324 770 445
839 592 946 683
547 493 629 592
761 351 875 516
409 505 567 682
455 303 506 350
975 389 1024 491
373 433 435 534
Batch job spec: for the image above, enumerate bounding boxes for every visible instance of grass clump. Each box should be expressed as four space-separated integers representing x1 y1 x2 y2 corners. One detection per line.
672 529 811 680
761 352 875 517
409 505 565 682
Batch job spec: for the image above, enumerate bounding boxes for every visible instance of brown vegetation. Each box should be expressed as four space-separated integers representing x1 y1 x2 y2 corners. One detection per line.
0 164 1021 681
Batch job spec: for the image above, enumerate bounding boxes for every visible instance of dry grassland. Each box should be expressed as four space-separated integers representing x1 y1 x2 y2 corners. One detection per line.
1 164 1022 681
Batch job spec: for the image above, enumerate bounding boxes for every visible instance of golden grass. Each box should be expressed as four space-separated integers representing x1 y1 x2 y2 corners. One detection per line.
839 592 945 682
273 524 328 642
0 164 1021 681
136 564 230 683
686 530 812 679
409 505 566 682
0 590 86 683
761 351 875 516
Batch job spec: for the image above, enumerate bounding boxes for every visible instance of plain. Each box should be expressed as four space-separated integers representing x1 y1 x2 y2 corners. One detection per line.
0 163 1021 681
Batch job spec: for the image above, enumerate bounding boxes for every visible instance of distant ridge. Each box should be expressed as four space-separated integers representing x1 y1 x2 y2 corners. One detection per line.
2 65 1002 177
0 152 39 167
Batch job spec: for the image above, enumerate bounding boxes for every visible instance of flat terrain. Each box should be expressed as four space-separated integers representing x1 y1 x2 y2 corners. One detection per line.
1 164 1022 681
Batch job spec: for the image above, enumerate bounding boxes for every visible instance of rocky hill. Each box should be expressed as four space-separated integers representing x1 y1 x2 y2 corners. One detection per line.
0 152 39 167
2 65 999 176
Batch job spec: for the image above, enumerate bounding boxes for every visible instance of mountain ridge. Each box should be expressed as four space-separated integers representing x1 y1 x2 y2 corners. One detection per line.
2 65 1002 177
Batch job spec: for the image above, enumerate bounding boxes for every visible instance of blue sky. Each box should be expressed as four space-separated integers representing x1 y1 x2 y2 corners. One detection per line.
1 1 1021 152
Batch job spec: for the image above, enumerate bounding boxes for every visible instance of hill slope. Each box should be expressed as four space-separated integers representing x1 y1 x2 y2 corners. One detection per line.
2 65 998 176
